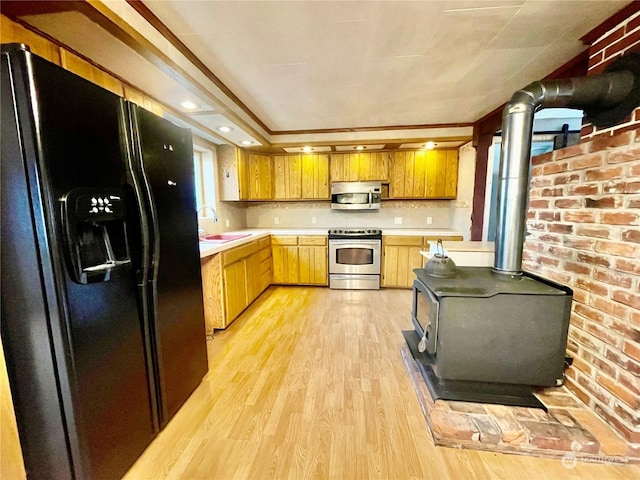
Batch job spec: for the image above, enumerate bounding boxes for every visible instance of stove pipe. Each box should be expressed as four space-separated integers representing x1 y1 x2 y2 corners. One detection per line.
494 53 640 275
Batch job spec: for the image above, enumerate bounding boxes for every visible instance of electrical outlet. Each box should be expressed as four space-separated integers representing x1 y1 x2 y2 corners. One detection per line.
427 216 433 225
274 217 279 225
394 217 402 225
311 216 317 224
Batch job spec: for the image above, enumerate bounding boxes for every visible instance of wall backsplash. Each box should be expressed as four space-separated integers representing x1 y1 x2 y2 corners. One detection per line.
244 141 476 237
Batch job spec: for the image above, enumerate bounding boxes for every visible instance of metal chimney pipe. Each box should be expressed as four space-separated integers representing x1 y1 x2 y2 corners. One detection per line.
493 53 640 275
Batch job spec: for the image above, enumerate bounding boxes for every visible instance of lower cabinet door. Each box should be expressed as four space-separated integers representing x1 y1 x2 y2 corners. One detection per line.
223 259 248 321
272 245 299 284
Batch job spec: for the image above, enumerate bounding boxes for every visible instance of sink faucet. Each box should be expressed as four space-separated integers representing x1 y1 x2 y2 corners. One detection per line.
196 204 218 223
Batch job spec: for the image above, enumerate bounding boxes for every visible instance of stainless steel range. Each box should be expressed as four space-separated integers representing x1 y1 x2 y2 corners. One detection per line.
328 228 382 290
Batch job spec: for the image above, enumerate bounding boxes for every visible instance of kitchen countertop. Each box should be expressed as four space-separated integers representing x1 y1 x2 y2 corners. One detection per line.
199 228 465 259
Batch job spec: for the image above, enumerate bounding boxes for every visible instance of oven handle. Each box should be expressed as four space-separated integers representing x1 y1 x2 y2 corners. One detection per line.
329 239 381 247
368 191 372 207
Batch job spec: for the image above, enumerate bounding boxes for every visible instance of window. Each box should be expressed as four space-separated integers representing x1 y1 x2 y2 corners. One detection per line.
192 143 217 221
193 150 205 208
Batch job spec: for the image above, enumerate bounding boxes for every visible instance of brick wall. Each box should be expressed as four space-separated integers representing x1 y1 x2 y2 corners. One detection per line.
523 12 640 446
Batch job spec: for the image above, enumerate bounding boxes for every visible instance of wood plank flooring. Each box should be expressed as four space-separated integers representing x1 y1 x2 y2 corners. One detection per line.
124 286 639 480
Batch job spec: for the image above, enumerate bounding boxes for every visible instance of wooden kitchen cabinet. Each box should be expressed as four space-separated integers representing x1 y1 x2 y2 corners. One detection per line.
271 235 327 285
381 235 463 288
246 153 273 200
201 237 272 331
330 152 389 182
273 154 329 200
388 150 458 199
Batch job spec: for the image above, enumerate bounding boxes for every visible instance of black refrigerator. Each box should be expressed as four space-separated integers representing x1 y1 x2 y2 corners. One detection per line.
1 44 208 479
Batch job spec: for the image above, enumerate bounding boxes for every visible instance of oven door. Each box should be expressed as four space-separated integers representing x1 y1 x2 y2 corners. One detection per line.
329 239 381 275
412 278 439 355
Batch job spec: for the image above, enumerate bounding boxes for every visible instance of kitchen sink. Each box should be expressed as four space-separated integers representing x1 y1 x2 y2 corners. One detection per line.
200 233 250 244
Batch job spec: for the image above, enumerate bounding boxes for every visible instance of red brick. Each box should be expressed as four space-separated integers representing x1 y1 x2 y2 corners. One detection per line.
549 223 573 234
622 229 640 243
519 420 576 451
553 174 579 186
555 198 584 209
531 151 554 165
483 405 527 445
556 142 590 160
429 409 479 441
531 176 553 188
622 339 640 362
565 377 591 407
576 253 610 268
574 303 606 324
576 226 610 239
595 241 639 258
601 211 640 225
539 256 560 267
594 403 640 443
591 131 634 151
605 347 640 377
585 322 622 348
593 269 633 288
573 288 589 304
598 374 640 410
538 234 562 245
628 198 640 208
543 162 567 175
572 327 605 354
602 181 633 194
614 258 640 274
609 319 640 343
592 296 628 319
585 166 624 182
528 221 546 232
570 313 585 330
565 261 591 275
567 184 598 196
529 199 549 209
538 211 560 222
604 28 640 58
585 197 620 208
622 181 640 193
613 403 640 427
541 187 564 197
628 13 640 33
544 270 572 285
564 211 596 223
608 147 640 163
590 26 625 57
581 124 594 137
448 401 487 414
549 245 574 258
471 415 502 444
570 153 604 170
563 239 596 252
583 350 617 378
577 375 610 404
631 163 640 175
619 369 640 396
612 290 640 309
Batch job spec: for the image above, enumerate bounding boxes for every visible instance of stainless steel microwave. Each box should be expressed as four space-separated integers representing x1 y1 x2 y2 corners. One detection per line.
330 182 381 210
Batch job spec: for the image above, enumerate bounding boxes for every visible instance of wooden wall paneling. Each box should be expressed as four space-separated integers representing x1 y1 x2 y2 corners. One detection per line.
0 15 61 65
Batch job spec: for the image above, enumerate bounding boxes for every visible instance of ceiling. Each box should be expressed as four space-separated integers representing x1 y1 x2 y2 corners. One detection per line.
3 0 630 151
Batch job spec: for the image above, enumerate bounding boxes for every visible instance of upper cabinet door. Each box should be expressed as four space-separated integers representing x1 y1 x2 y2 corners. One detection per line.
330 152 388 182
389 149 458 199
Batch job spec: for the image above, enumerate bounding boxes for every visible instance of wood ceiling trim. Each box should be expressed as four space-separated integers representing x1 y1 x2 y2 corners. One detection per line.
271 122 474 136
1 0 272 146
124 0 271 135
270 135 471 149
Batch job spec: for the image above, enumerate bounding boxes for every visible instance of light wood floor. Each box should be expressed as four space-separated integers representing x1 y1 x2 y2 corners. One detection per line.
124 286 639 480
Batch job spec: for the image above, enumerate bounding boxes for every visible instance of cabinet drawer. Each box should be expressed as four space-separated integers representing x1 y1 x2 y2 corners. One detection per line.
383 236 423 246
259 257 271 274
222 240 260 266
298 235 327 246
258 247 271 263
423 235 463 244
259 236 271 249
271 235 298 246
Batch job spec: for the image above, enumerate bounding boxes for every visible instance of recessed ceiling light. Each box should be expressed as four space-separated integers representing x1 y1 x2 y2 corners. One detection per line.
180 100 200 110
217 126 233 133
424 141 436 150
355 146 366 151
302 146 314 153
241 140 254 145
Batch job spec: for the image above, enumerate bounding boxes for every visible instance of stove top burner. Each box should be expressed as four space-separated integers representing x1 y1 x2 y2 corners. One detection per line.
328 228 382 240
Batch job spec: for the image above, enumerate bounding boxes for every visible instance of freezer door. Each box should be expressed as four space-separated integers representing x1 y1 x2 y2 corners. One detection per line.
129 105 208 426
1 46 156 480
